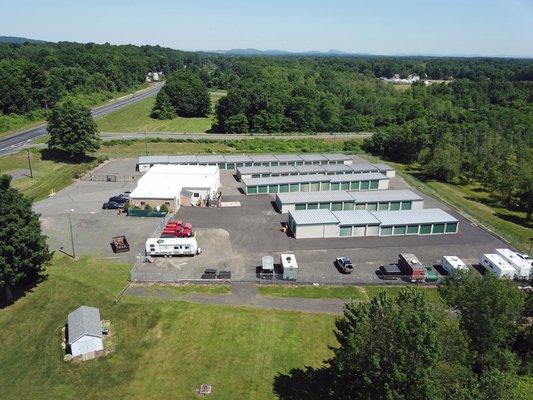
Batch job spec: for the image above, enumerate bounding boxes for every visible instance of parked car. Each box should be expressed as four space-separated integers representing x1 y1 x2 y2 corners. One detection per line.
379 263 402 280
108 196 128 204
102 201 123 209
335 257 354 274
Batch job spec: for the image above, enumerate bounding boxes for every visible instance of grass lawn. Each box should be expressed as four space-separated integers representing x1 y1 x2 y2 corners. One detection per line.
0 149 101 201
258 285 368 300
97 91 226 133
0 256 336 400
379 160 533 252
97 137 361 158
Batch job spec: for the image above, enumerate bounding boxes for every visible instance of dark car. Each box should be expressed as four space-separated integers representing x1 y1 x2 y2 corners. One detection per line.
335 257 354 274
201 268 217 279
102 201 123 209
109 196 128 204
379 263 402 280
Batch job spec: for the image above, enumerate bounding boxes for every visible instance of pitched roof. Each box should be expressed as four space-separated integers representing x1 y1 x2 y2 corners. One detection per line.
371 208 458 226
68 305 102 344
289 209 339 225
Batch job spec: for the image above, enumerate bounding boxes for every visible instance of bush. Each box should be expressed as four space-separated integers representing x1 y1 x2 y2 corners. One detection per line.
159 204 169 213
144 204 152 211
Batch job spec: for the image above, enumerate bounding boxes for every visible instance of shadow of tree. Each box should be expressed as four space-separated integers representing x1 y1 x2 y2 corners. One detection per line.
40 148 96 165
495 212 532 229
273 365 334 400
0 272 49 309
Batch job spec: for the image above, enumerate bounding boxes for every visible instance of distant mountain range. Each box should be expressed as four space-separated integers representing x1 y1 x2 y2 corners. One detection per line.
0 36 46 44
207 48 370 56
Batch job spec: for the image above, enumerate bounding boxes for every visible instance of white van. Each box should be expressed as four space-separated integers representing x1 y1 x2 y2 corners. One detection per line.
480 253 515 279
495 249 531 279
145 237 201 256
440 256 468 274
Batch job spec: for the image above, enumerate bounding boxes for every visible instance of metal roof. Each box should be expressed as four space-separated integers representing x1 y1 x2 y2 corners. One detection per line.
289 209 339 225
269 165 298 174
332 210 380 225
277 190 355 204
167 155 198 163
274 154 304 162
196 154 226 163
138 155 169 164
249 154 278 163
322 153 351 161
68 306 102 345
373 163 394 171
224 154 252 163
322 164 353 173
329 172 388 183
371 208 458 226
295 164 325 174
349 163 380 172
298 153 327 162
350 190 423 203
236 166 271 175
243 174 329 186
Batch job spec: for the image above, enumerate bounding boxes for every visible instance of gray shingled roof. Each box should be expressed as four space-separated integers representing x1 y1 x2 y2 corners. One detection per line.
68 305 102 345
289 209 339 225
371 209 458 226
323 164 353 173
333 210 381 225
298 154 327 162
295 164 325 173
275 154 303 162
249 154 278 163
237 166 271 175
277 191 355 204
269 165 298 174
322 153 351 161
329 172 388 183
350 190 423 203
349 163 379 172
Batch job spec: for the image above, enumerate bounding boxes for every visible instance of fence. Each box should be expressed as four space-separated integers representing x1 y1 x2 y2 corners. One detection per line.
79 173 138 182
127 209 168 218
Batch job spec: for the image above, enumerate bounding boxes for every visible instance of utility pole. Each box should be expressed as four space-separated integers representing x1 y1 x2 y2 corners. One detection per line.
26 149 34 178
68 209 76 259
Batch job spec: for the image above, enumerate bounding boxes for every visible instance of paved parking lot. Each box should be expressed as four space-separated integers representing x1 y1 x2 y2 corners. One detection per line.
34 158 511 283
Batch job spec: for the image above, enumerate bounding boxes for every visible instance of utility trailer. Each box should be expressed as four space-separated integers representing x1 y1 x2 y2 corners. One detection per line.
145 237 201 257
440 256 468 274
281 253 298 281
398 253 426 282
111 236 130 253
494 248 531 279
480 253 515 279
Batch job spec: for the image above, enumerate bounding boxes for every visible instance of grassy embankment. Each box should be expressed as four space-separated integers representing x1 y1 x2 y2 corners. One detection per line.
0 83 151 138
379 160 533 252
0 255 336 400
97 91 226 133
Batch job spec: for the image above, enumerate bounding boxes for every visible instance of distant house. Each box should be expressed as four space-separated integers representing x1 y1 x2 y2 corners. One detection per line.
68 306 103 357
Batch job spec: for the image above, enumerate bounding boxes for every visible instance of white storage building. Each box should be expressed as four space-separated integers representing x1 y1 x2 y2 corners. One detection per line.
130 164 220 212
68 306 103 357
287 208 459 239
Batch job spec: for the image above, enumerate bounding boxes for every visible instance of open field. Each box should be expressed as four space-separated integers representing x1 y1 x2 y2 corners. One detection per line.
97 91 226 133
0 84 150 139
0 255 336 400
0 149 101 201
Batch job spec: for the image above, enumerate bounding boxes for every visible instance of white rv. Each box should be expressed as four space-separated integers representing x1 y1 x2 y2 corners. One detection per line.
440 256 468 274
145 237 201 256
495 248 531 279
480 253 515 279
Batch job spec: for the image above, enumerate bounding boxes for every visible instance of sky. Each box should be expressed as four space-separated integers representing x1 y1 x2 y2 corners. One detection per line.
1 0 532 57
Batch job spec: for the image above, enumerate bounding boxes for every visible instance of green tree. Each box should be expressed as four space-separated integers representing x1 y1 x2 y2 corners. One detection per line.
0 175 52 302
328 288 440 400
150 90 176 119
224 113 249 133
47 101 100 158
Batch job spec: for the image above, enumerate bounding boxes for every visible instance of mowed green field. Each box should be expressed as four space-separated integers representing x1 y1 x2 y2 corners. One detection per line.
97 91 226 133
0 256 336 400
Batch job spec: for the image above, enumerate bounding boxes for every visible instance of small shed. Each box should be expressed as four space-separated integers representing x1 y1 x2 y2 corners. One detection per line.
281 253 298 280
68 306 103 357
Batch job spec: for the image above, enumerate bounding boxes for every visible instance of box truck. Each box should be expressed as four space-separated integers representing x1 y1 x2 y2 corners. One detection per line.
480 253 515 279
398 253 426 282
494 249 531 279
440 256 468 274
145 237 201 256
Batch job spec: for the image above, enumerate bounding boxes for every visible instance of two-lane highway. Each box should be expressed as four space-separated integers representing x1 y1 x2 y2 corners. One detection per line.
0 82 163 156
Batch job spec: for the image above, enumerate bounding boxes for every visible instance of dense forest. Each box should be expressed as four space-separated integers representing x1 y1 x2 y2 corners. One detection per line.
0 41 200 130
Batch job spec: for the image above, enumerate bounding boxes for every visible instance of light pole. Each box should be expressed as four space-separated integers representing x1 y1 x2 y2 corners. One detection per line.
68 209 76 259
26 149 34 178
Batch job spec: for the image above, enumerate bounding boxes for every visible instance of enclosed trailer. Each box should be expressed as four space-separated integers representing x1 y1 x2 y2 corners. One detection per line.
494 249 531 279
398 253 426 282
480 253 515 279
260 255 274 279
281 253 298 281
440 256 468 274
145 237 201 256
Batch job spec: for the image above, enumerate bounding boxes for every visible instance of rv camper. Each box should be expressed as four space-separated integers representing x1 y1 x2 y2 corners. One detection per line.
281 253 298 281
398 253 426 282
494 248 531 279
440 256 468 274
480 253 515 279
145 237 201 256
